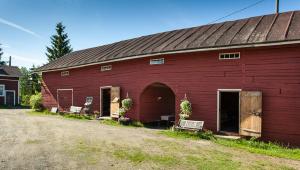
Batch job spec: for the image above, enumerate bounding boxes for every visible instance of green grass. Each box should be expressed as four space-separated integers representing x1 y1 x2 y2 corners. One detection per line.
215 138 300 160
100 119 144 128
28 110 94 120
159 130 300 161
113 147 178 166
159 129 215 140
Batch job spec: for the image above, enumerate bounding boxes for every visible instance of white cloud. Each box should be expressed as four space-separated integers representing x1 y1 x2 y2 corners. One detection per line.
0 17 42 38
1 44 10 48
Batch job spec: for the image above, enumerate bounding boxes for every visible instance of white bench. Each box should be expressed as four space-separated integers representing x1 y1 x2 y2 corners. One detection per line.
69 106 82 114
175 119 204 132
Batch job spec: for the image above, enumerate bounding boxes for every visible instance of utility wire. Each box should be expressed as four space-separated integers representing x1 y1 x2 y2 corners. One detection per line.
208 0 266 24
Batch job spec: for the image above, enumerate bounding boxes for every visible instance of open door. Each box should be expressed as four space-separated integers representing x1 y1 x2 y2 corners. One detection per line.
110 87 120 118
240 91 262 137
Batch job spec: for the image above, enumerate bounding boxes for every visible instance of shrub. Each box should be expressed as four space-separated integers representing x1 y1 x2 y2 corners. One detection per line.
122 98 133 111
29 93 43 111
22 95 31 106
118 97 133 118
179 99 192 119
118 107 127 117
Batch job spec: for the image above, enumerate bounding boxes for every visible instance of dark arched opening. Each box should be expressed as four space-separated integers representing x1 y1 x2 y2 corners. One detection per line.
139 82 175 126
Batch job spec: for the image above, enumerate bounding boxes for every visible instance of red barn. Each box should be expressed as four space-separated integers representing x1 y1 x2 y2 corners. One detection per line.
37 11 300 146
0 65 21 106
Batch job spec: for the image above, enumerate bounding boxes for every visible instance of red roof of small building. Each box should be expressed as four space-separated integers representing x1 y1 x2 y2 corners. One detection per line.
37 10 300 72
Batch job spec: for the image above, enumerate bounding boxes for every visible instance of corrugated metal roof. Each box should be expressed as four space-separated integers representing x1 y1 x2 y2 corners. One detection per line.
37 11 300 72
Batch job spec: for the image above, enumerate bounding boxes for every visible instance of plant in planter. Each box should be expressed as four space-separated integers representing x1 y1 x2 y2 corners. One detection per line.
179 95 192 120
118 96 133 125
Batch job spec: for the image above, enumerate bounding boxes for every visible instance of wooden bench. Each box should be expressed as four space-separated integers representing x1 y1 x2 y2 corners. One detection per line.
175 119 204 132
69 106 82 114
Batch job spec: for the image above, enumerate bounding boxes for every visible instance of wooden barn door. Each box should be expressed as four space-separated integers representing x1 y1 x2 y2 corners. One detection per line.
5 91 15 106
240 91 262 137
110 87 120 118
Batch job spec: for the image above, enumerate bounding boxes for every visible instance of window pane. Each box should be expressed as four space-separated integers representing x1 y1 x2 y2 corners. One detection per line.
0 86 3 96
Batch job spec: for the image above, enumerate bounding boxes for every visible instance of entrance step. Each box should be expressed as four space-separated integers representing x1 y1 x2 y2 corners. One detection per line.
97 116 112 120
215 135 241 140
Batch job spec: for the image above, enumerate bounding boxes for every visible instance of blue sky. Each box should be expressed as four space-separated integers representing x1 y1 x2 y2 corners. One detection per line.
0 0 299 68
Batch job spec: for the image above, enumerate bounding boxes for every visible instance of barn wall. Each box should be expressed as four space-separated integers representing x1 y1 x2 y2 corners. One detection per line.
0 78 19 105
41 45 300 146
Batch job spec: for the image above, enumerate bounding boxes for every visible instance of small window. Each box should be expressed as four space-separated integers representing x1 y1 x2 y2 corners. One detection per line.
150 58 164 65
219 52 240 60
0 85 4 96
101 65 112 72
61 71 69 77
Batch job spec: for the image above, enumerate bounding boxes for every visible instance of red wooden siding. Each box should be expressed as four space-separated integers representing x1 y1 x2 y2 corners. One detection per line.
57 89 73 111
0 78 19 105
41 45 300 146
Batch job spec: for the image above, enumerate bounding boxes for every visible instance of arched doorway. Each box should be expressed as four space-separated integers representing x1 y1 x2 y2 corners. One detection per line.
139 82 175 124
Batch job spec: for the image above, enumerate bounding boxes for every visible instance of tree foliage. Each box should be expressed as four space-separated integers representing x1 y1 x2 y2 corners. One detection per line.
20 66 41 105
46 22 72 62
0 44 6 65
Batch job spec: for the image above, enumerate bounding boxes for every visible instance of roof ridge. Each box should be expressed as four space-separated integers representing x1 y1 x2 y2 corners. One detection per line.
37 10 300 72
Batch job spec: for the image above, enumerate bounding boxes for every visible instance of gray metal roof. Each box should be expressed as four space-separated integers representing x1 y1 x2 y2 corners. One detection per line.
37 11 300 72
0 65 22 77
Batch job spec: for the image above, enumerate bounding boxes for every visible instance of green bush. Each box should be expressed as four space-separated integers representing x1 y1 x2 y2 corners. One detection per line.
122 98 133 111
179 99 192 119
118 107 127 117
21 95 31 106
29 93 43 111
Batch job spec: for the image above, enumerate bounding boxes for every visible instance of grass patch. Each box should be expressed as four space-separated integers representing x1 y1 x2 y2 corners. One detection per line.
159 129 215 140
100 119 144 128
215 138 300 160
63 114 93 120
113 147 178 166
25 139 43 144
159 129 300 161
28 110 93 120
65 139 103 165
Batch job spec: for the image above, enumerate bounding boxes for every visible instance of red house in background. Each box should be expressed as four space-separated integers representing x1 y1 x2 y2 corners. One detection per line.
37 11 300 146
0 65 21 106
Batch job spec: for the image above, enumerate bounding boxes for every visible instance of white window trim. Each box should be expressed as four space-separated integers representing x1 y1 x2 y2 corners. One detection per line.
101 65 112 72
61 71 70 77
150 58 164 65
5 90 16 106
217 89 242 132
219 52 240 60
0 84 5 97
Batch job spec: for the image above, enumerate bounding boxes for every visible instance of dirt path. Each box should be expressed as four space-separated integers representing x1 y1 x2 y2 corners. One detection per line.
0 109 299 170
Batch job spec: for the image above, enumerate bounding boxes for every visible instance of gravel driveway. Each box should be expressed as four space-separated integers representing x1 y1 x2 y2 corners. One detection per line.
0 109 299 170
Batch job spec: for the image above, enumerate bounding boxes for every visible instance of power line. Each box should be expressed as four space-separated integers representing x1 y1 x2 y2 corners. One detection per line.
208 0 266 24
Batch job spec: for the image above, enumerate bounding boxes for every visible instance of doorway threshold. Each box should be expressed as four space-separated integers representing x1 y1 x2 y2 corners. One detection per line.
215 135 241 140
97 116 112 120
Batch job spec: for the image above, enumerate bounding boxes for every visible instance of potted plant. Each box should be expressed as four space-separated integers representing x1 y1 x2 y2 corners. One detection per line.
118 97 133 125
179 95 192 120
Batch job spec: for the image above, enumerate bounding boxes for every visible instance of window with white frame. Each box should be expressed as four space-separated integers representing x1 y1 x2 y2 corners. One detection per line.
0 85 4 96
101 65 112 72
219 52 240 60
61 71 69 77
150 58 164 65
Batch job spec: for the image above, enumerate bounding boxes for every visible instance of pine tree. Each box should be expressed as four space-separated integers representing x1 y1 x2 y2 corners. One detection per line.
0 44 6 65
46 22 73 62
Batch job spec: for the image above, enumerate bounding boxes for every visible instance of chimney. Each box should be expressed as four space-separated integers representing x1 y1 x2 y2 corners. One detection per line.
276 0 279 14
8 56 11 66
